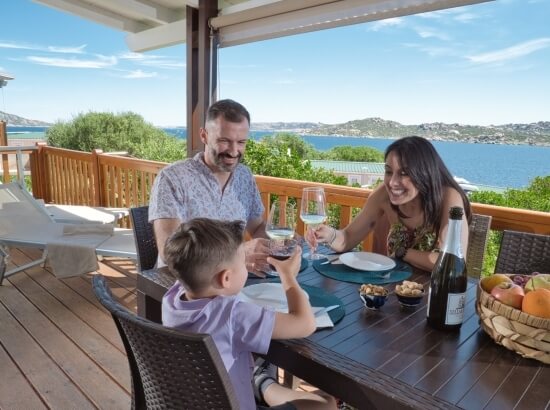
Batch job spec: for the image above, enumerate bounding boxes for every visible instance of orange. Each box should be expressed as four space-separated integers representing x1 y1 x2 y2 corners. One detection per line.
521 288 550 319
480 274 513 293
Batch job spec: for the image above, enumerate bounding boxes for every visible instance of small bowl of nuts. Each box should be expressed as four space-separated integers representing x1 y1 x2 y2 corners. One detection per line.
395 281 425 308
359 284 389 310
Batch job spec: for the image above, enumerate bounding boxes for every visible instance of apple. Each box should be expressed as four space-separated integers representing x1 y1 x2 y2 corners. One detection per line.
524 274 550 293
480 274 513 293
490 282 525 309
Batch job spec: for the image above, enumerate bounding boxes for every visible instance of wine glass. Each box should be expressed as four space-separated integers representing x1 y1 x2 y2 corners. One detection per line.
264 199 297 276
300 187 327 260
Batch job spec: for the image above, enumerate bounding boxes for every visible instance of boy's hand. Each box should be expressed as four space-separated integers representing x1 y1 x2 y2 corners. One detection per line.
267 246 302 281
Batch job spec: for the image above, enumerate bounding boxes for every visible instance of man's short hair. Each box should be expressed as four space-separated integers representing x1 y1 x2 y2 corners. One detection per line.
164 218 245 291
206 99 250 125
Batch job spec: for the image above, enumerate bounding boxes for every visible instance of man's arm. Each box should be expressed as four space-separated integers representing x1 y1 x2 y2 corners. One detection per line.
153 218 181 263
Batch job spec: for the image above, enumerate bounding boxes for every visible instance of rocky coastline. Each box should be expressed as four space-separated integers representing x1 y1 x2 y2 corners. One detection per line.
253 118 550 147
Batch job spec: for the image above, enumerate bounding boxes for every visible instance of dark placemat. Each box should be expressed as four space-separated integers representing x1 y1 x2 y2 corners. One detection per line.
245 279 345 326
302 283 345 325
313 258 412 285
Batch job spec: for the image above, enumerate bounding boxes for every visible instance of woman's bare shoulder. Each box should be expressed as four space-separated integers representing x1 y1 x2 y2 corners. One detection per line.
368 185 397 220
443 186 466 204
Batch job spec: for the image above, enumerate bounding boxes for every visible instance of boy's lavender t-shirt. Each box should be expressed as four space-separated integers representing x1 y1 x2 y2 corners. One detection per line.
162 282 276 410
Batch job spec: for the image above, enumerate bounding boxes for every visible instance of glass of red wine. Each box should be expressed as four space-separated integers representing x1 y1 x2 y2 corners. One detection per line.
264 238 298 277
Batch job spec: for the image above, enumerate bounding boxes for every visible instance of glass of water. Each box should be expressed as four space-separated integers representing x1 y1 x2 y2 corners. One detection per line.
300 187 327 260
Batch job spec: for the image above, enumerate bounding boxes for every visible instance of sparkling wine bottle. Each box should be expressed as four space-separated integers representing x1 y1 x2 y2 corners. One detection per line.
427 206 467 330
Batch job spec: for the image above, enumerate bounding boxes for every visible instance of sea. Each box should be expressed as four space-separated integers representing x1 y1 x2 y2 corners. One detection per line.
7 126 550 190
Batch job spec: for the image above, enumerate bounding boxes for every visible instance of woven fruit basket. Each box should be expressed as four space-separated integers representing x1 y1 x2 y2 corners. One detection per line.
476 280 550 364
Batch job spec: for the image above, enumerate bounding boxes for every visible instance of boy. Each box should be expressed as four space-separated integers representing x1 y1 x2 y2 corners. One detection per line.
162 218 336 410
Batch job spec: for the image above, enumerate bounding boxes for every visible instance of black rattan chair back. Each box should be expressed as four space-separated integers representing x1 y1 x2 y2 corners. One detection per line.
466 214 492 278
130 206 158 272
495 230 550 274
92 275 240 410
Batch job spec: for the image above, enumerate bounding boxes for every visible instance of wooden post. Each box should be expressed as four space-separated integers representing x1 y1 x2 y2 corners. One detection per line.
31 142 48 200
186 0 218 158
1 121 9 183
91 149 103 206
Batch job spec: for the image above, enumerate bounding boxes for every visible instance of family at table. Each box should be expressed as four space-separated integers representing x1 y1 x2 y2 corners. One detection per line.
146 99 471 410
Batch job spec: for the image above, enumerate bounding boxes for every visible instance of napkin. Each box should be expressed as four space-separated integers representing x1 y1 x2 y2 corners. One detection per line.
239 283 333 329
312 307 334 329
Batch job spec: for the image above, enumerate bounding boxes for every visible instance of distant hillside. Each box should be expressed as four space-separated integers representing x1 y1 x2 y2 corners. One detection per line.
0 111 51 126
301 117 550 146
251 122 319 131
3 111 550 146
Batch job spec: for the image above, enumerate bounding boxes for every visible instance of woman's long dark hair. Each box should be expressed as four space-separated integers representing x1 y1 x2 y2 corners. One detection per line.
385 136 471 239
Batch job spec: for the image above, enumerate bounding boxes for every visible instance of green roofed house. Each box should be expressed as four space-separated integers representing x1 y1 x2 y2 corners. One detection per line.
310 160 385 188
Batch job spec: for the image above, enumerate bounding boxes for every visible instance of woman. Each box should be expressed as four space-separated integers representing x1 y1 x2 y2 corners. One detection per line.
314 136 471 273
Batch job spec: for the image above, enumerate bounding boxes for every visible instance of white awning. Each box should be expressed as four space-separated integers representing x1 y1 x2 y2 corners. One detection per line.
33 0 492 52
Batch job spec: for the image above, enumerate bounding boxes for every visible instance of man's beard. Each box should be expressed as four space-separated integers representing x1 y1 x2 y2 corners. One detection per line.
212 150 242 172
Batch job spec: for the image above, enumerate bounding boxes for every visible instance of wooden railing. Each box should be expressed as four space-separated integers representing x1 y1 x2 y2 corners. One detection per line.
2 143 549 239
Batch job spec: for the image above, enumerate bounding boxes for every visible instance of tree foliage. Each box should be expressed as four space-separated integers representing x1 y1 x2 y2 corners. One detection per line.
46 111 185 162
243 138 346 185
243 134 349 228
470 176 550 276
321 145 384 162
470 176 550 212
259 132 318 159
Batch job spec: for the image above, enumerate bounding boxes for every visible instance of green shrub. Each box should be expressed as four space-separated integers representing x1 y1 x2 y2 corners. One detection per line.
46 111 185 162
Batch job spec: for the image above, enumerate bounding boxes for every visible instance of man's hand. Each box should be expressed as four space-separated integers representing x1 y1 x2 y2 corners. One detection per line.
244 238 270 277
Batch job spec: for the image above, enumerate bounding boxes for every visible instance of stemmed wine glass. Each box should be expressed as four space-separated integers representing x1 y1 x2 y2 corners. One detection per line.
300 187 327 260
264 199 297 276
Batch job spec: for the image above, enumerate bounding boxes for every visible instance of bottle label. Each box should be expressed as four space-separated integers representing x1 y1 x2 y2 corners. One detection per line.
445 293 466 325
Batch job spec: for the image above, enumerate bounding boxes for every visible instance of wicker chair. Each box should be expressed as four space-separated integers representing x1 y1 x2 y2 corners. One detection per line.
92 274 240 410
129 206 158 272
466 213 492 278
495 230 550 274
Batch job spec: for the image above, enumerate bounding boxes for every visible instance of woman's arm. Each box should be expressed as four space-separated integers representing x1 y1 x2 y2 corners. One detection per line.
326 185 387 252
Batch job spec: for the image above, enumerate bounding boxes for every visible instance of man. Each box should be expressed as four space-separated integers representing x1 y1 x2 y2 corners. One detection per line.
149 99 269 273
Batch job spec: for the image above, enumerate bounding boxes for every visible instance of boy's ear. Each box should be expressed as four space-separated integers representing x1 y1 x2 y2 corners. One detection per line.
214 269 232 289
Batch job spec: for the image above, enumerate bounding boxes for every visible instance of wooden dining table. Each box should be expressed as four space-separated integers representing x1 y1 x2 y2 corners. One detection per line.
136 260 549 410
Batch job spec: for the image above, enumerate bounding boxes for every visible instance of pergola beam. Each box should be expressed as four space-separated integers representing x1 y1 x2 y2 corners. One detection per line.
126 19 188 52
32 0 151 32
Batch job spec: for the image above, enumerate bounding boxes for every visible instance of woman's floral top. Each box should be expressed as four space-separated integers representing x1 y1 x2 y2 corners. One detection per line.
387 221 438 257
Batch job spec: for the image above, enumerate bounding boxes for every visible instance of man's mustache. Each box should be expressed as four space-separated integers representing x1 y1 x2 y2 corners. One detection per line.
220 153 242 160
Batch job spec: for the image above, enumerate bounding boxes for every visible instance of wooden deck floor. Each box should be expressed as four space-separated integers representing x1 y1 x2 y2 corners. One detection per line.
0 246 137 409
1 246 315 410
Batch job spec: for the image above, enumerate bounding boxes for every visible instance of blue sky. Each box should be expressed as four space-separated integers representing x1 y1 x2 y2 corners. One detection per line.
1 0 548 127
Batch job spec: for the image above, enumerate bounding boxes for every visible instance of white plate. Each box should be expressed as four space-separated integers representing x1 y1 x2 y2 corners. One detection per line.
238 283 309 312
339 252 396 271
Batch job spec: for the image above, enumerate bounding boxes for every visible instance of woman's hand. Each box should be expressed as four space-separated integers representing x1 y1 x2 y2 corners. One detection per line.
313 225 333 244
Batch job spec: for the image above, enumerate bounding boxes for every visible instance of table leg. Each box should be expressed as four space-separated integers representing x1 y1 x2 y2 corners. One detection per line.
283 371 301 390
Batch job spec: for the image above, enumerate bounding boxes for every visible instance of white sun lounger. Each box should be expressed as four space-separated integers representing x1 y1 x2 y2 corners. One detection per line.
0 183 136 284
